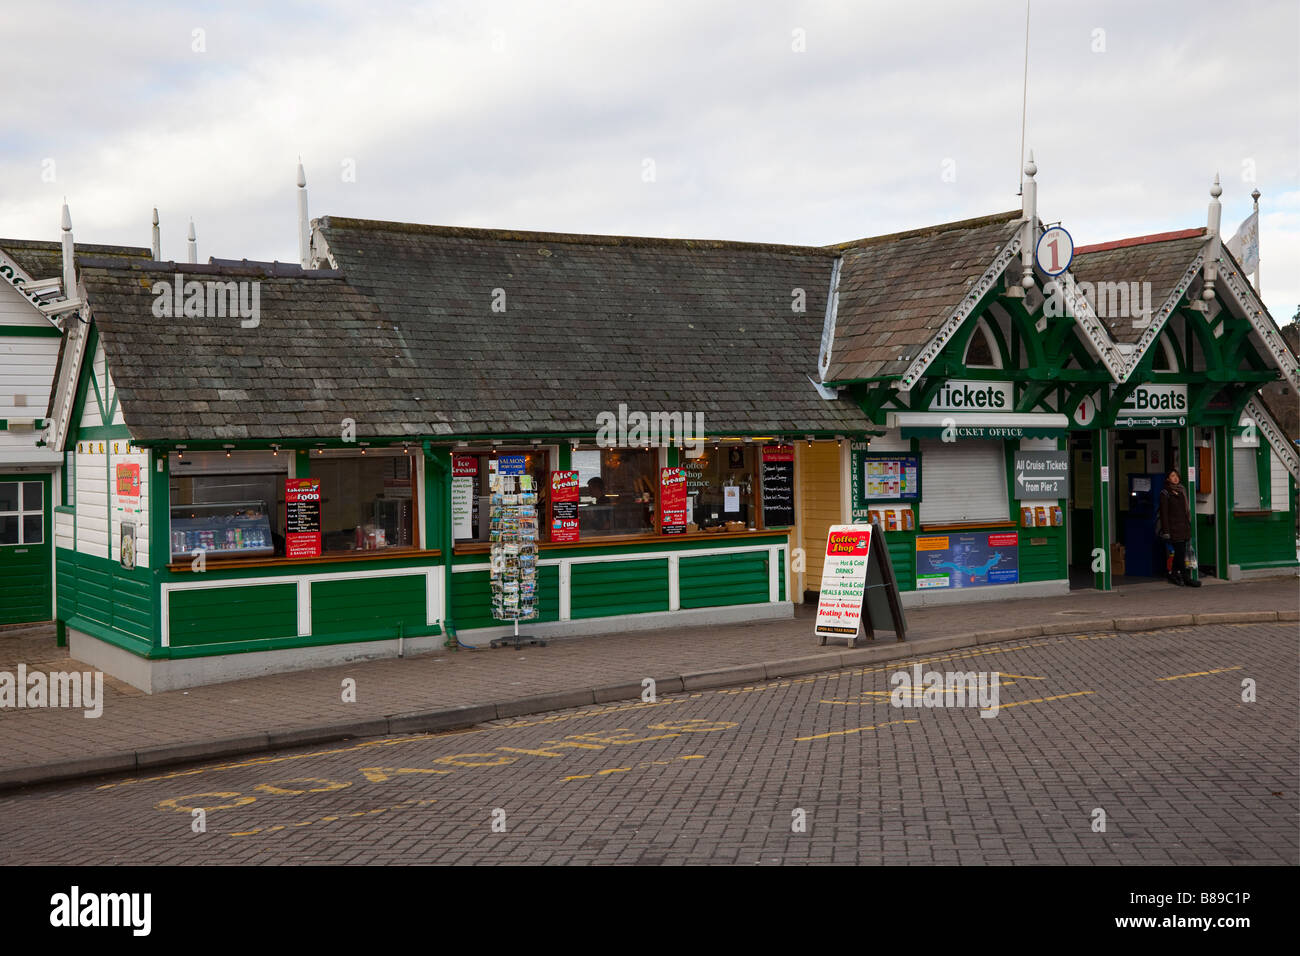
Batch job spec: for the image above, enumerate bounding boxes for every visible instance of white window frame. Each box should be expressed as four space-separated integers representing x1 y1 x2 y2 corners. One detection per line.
0 480 45 546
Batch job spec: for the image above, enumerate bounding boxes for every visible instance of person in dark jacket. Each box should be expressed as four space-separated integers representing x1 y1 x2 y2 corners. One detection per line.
1158 469 1193 585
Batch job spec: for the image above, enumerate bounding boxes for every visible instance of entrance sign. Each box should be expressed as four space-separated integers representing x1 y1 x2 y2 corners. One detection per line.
928 380 1013 412
760 445 795 527
915 532 1019 589
1014 451 1068 497
549 470 579 543
1035 226 1074 277
815 524 907 646
285 478 322 558
1114 383 1188 428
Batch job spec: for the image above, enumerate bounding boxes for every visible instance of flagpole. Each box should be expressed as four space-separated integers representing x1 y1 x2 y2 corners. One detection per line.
1251 187 1261 295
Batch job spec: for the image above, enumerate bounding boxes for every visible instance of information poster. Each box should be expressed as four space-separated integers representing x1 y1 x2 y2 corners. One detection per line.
814 525 873 639
761 444 795 527
550 470 579 543
915 531 1018 589
285 478 322 558
115 463 141 514
451 455 477 540
861 452 921 502
660 467 687 534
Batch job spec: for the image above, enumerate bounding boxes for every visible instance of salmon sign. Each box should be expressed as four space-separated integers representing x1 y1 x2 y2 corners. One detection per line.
814 524 874 641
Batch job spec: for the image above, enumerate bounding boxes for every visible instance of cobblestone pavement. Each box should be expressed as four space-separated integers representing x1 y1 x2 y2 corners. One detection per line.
2 622 1294 865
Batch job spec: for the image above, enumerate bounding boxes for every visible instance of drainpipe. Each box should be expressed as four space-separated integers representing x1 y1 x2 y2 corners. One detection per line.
423 441 457 645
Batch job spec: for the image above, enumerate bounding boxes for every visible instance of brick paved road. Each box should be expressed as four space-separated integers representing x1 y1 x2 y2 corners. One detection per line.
2 622 1295 865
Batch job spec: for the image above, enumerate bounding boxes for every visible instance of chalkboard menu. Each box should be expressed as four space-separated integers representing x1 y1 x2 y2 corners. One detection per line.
761 445 795 528
285 478 322 558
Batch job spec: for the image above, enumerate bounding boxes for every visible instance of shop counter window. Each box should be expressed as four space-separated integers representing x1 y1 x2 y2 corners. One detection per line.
312 454 415 551
682 445 756 532
453 449 550 543
0 481 44 546
170 467 284 559
572 448 656 537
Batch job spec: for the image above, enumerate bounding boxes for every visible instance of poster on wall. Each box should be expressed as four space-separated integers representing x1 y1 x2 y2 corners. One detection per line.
550 470 579 543
115 462 141 514
914 532 1019 589
814 525 873 639
285 478 322 558
660 467 687 534
761 444 795 527
451 455 477 539
860 452 920 502
120 522 136 569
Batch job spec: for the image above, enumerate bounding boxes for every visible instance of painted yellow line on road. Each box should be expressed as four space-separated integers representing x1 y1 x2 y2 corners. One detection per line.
562 754 707 782
994 691 1095 710
794 719 918 742
1156 666 1243 681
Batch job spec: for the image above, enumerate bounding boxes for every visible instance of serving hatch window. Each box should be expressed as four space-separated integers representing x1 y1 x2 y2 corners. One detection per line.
572 448 656 537
682 445 756 531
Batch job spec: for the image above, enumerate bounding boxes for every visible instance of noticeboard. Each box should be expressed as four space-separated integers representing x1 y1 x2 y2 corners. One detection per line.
760 445 795 527
914 531 1019 590
856 451 921 504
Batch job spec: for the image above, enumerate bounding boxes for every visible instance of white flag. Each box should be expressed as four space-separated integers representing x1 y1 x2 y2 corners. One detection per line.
1226 209 1259 275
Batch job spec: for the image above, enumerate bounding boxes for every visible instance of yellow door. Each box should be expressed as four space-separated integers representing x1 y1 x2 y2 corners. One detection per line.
799 441 843 599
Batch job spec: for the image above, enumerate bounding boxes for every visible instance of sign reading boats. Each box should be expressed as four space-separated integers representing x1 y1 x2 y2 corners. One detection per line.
1115 383 1188 428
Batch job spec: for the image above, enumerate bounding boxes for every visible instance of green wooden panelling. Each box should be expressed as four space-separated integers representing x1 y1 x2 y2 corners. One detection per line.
311 575 425 639
1018 527 1067 582
884 532 916 590
451 564 560 631
679 551 767 609
169 583 297 647
777 549 785 601
55 549 156 653
571 559 669 617
1229 512 1298 569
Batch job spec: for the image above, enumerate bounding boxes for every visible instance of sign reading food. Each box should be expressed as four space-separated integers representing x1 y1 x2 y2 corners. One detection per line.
814 524 873 639
550 470 579 543
285 478 322 558
660 467 687 534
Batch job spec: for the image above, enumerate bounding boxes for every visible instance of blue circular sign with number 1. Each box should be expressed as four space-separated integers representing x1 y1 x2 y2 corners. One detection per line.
1035 226 1074 277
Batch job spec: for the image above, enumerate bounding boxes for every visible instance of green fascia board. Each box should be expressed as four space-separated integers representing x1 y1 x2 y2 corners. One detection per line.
0 324 62 337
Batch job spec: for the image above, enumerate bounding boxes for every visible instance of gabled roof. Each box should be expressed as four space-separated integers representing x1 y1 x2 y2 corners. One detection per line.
1071 228 1207 345
315 217 874 437
0 238 150 281
819 211 1023 383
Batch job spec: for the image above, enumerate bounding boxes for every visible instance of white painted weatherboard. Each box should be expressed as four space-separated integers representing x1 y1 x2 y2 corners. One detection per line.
75 445 109 557
109 446 150 568
1270 451 1292 513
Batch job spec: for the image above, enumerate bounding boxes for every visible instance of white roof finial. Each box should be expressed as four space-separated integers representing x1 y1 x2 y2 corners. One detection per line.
1024 149 1037 179
1210 173 1222 199
61 199 72 232
187 219 197 264
297 159 310 268
151 207 161 261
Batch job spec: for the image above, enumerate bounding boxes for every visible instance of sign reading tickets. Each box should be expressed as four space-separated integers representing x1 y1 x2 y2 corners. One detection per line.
660 467 687 534
814 525 873 639
115 463 141 513
285 478 322 558
915 532 1019 589
550 470 579 543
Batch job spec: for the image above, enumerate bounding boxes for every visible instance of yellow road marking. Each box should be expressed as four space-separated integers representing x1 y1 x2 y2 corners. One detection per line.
994 691 1095 710
229 798 436 837
1156 666 1243 681
562 754 707 782
794 719 918 742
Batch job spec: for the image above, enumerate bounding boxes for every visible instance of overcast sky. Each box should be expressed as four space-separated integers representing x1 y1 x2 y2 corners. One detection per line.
1 0 1296 319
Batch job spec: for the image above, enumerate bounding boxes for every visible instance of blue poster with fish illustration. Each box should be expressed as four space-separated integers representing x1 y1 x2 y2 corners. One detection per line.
914 532 1019 589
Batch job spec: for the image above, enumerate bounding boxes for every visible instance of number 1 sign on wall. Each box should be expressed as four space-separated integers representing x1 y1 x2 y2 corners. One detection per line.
1035 225 1074 277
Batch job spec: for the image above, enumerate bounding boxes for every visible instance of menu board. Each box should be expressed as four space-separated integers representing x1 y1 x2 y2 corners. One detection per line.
660 467 687 534
285 478 322 558
451 455 477 540
550 470 579 543
761 445 795 527
814 525 873 639
861 452 921 502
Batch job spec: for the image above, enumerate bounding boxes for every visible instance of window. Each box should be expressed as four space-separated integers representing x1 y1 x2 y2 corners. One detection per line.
572 448 657 537
1232 443 1262 510
170 453 286 559
453 449 549 542
0 481 44 546
963 319 1001 369
311 453 415 551
918 440 1009 524
682 445 756 530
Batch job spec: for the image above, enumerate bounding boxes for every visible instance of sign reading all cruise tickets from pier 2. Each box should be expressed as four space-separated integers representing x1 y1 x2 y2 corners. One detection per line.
814 525 873 639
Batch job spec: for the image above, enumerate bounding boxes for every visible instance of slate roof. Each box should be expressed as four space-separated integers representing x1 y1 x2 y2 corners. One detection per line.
315 217 875 437
79 261 433 442
77 225 879 441
0 238 150 281
819 211 1023 383
1071 229 1208 344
